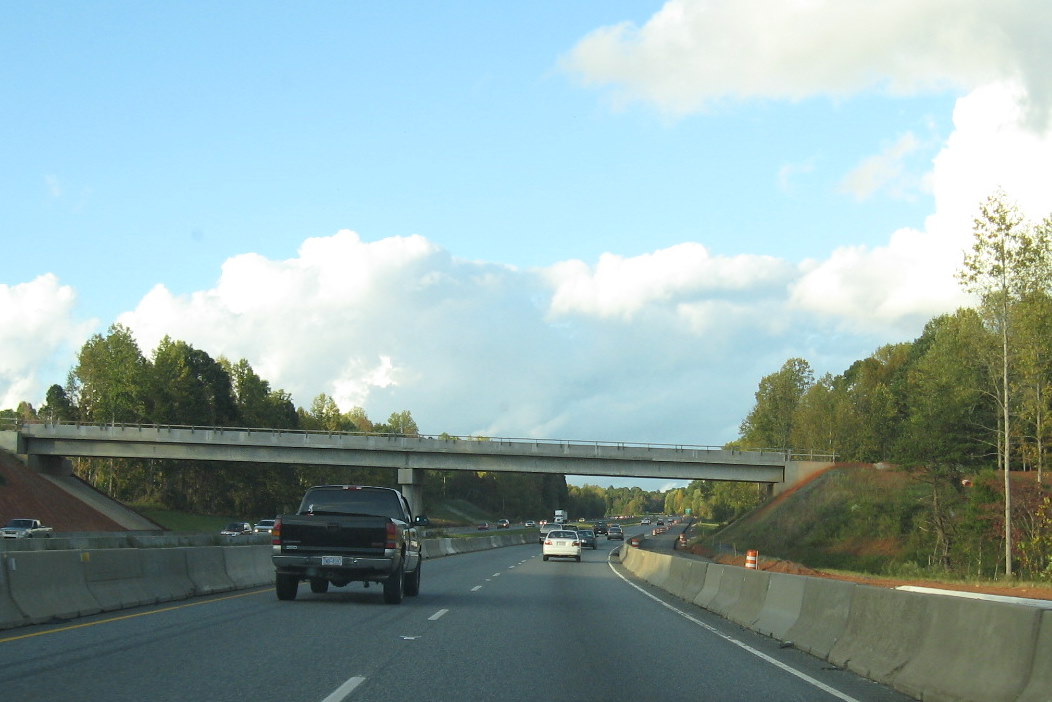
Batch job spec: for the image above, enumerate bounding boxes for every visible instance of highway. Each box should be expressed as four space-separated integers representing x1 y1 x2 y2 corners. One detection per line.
0 536 911 702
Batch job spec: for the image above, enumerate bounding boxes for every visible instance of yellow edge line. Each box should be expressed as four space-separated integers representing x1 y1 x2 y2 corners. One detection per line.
0 587 271 644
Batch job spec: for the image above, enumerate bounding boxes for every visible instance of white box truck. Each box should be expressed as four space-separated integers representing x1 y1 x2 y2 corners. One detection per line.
554 509 567 524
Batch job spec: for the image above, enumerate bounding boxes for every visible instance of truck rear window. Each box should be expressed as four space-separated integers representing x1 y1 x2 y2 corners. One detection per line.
298 488 404 519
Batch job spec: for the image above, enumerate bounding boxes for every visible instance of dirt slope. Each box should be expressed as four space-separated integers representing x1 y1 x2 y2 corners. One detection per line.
0 452 128 532
688 462 1052 601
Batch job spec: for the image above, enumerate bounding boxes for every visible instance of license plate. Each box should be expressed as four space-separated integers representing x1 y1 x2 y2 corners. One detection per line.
321 556 342 566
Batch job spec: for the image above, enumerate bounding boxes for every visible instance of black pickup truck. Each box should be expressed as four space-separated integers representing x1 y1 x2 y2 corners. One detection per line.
271 485 427 604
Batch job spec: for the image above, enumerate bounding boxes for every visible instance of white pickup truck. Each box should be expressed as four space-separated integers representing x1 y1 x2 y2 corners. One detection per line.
1 518 54 538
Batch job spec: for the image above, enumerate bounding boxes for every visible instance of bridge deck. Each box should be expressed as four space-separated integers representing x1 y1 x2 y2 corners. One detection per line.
12 423 792 483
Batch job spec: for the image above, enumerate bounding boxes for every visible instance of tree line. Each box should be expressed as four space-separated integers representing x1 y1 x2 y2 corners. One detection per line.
718 191 1052 579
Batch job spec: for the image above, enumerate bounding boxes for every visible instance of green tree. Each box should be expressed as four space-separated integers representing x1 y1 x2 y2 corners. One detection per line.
835 343 911 462
1012 292 1052 485
377 410 419 436
39 384 76 422
896 310 992 468
739 358 814 449
148 337 238 425
790 374 844 459
72 323 148 423
301 393 344 431
223 358 297 429
345 406 374 433
957 192 1052 576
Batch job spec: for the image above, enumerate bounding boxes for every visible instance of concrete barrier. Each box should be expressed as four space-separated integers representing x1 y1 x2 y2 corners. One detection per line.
693 562 725 608
139 548 195 602
632 550 672 589
783 576 855 658
1018 608 1052 702
892 594 1041 702
751 571 806 640
0 556 30 629
0 529 537 632
183 547 235 595
827 585 930 685
619 549 1052 702
708 566 746 618
223 545 270 588
5 550 102 623
725 568 771 627
83 548 153 611
620 541 643 571
664 558 706 602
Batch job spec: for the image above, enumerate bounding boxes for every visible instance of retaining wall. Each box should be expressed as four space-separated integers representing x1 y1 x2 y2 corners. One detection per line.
620 547 1050 702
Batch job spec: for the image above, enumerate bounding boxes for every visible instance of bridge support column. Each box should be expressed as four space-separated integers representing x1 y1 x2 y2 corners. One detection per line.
398 468 424 518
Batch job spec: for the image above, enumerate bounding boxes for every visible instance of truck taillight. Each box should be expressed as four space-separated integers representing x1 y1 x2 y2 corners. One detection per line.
386 522 398 549
271 518 282 544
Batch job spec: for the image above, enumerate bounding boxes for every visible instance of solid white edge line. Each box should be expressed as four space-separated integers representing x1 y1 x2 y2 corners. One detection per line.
606 554 861 702
320 675 365 702
429 608 449 621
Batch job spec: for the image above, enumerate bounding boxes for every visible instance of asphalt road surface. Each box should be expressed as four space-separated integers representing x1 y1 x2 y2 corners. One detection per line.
0 536 912 702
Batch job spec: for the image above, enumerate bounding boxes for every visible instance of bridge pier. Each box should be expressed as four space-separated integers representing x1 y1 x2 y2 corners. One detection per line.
398 468 424 518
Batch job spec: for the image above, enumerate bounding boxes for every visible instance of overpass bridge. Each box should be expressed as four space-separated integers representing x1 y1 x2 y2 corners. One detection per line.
2 422 833 512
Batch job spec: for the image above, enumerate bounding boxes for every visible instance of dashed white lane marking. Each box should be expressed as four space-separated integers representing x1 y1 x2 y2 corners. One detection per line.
320 675 365 702
429 609 449 621
471 585 483 591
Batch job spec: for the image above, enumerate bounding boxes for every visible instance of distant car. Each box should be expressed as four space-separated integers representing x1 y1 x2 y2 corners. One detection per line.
577 529 597 549
221 522 253 536
496 519 510 529
607 526 624 540
524 520 537 527
253 519 276 534
538 522 563 543
592 522 608 535
477 522 490 530
641 518 652 525
542 530 582 562
1 518 53 539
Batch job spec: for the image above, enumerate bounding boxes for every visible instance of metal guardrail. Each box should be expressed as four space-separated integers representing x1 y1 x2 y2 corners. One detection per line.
9 419 836 462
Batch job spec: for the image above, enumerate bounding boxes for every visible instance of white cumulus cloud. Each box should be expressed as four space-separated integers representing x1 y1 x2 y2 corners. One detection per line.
563 0 1052 128
792 83 1052 335
0 275 95 409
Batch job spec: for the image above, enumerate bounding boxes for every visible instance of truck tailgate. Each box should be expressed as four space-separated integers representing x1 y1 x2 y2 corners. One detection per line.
278 515 391 554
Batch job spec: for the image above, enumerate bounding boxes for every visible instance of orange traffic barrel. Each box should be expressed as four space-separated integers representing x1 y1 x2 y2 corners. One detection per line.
745 549 758 569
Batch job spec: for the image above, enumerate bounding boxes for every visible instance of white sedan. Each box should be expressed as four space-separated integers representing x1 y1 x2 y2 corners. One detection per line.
542 530 582 562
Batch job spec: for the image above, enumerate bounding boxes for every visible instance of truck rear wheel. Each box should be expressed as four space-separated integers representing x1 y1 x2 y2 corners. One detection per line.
310 578 329 594
404 561 421 596
275 573 299 601
383 563 405 604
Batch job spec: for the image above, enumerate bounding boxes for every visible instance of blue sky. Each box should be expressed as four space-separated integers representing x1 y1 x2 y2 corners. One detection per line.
3 2 1052 490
